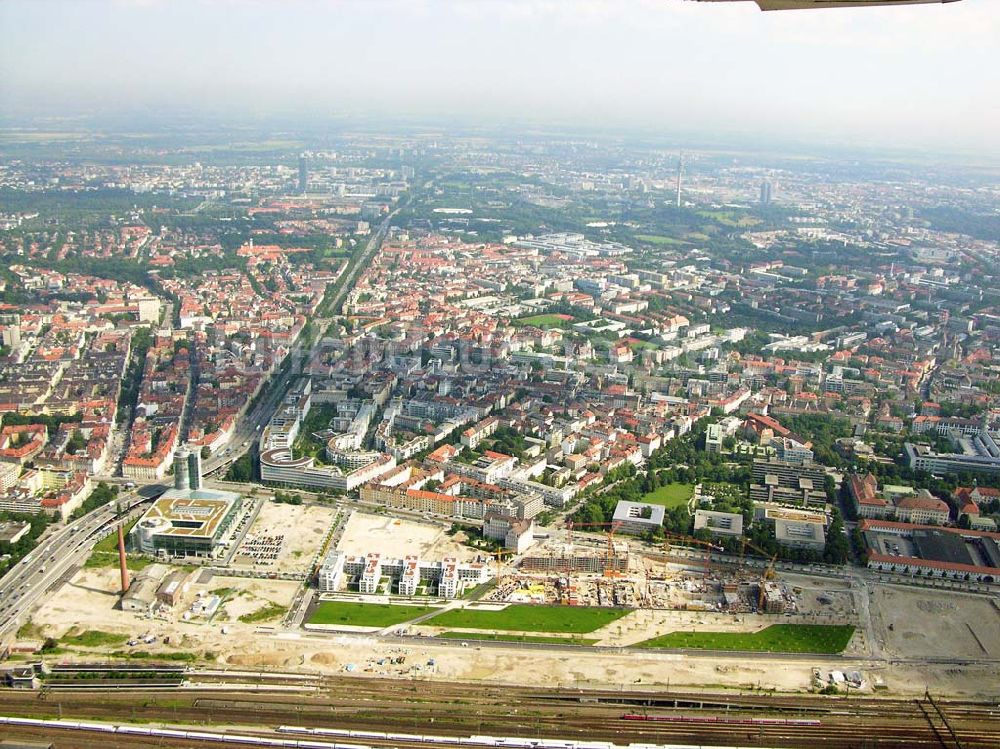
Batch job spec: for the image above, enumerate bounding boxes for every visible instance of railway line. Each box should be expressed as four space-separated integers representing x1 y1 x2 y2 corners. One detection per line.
1 676 998 749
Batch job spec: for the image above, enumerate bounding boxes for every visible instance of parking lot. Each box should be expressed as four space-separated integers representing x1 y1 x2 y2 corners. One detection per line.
230 500 339 574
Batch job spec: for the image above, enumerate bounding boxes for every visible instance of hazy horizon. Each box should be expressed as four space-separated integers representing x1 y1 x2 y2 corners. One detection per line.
1 0 998 156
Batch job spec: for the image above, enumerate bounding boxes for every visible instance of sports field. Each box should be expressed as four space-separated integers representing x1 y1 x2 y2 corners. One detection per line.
635 234 686 246
438 631 598 645
515 314 573 328
641 483 694 508
635 624 855 654
427 604 628 634
308 601 440 628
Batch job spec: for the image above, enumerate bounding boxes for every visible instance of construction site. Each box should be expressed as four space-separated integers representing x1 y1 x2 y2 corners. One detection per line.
478 523 801 617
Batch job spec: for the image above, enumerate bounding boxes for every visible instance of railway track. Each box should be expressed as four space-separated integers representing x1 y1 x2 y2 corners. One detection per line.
1 679 998 749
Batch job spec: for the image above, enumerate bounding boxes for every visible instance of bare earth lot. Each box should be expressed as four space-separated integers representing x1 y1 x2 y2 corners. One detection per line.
336 512 473 561
231 501 339 574
872 584 1000 659
21 564 1000 701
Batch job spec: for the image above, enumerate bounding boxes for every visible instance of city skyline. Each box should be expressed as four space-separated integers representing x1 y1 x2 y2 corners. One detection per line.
1 0 998 154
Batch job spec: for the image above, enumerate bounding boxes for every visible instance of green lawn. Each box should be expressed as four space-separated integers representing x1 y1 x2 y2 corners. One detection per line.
628 339 658 351
635 624 855 654
438 631 597 646
239 602 288 624
61 630 129 648
635 234 686 246
515 314 573 328
84 550 154 572
427 604 628 634
308 601 440 628
93 519 139 553
642 482 694 508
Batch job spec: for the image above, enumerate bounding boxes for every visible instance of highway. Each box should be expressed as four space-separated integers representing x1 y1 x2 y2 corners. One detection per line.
1 205 401 650
0 491 158 644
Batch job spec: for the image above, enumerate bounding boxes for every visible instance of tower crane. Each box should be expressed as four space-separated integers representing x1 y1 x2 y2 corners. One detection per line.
564 520 624 577
661 531 724 581
737 537 781 610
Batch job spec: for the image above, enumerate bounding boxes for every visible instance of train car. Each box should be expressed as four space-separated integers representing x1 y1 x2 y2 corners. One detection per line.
185 730 226 742
349 730 386 739
117 725 155 735
278 725 311 734
76 721 115 732
156 728 190 738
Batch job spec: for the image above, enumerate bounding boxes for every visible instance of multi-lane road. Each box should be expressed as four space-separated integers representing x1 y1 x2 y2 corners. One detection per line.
1 205 402 648
0 491 158 644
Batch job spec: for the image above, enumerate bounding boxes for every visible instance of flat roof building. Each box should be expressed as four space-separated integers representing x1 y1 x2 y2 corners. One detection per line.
613 500 665 536
131 488 242 558
693 509 744 538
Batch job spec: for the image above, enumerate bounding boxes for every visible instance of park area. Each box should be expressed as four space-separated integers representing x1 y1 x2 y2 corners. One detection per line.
635 624 855 654
641 483 693 509
427 604 628 634
308 600 440 628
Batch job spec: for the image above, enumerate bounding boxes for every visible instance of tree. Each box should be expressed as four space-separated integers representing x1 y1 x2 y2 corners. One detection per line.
65 430 86 456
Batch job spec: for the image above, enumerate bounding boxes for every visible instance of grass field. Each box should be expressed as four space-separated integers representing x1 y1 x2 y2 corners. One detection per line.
641 483 694 508
308 601 440 628
627 338 658 351
61 630 129 648
635 234 686 246
427 604 628 634
239 602 288 624
84 550 154 572
93 520 139 553
438 631 598 645
515 313 574 328
635 624 855 654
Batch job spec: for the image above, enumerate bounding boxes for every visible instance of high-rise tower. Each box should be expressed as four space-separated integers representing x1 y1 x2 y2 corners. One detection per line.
174 446 189 491
298 154 308 194
675 152 684 208
760 179 774 205
188 449 202 491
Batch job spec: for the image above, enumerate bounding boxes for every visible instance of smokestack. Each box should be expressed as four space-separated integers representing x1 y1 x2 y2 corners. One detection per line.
118 523 130 594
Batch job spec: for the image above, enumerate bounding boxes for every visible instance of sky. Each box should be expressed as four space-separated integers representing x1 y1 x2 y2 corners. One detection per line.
1 0 998 154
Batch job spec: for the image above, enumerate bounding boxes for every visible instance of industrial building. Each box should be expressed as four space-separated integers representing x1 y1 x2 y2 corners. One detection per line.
860 519 1000 584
